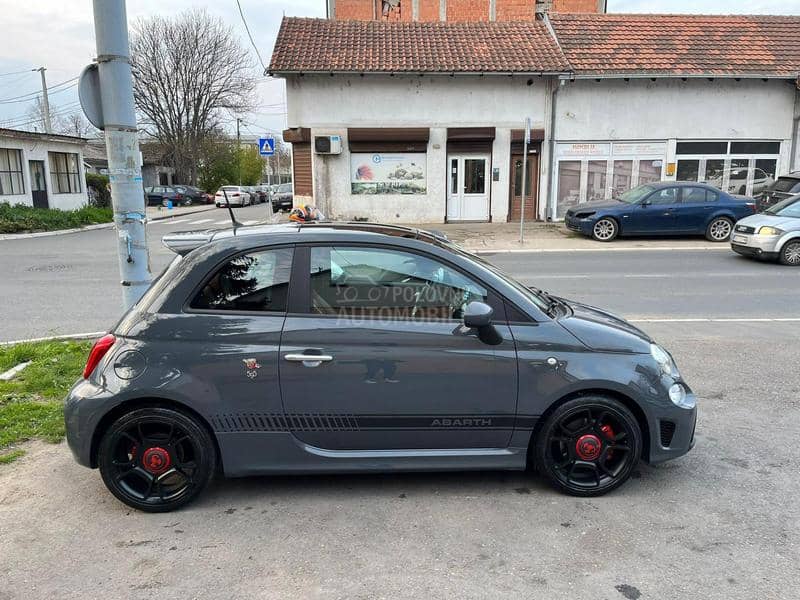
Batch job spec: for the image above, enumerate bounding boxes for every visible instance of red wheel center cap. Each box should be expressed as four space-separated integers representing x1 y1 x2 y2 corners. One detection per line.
575 434 602 461
141 447 171 475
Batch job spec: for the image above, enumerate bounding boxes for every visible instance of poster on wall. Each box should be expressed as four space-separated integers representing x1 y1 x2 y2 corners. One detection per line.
350 153 426 195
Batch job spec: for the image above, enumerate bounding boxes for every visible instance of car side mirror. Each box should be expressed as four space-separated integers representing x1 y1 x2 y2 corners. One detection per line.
640 199 651 207
463 301 493 328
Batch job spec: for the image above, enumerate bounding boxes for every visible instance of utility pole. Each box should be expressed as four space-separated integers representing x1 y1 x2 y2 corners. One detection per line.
236 117 242 186
89 0 152 308
32 67 52 133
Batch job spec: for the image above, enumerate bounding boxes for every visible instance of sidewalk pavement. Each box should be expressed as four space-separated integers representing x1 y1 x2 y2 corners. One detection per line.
406 221 726 253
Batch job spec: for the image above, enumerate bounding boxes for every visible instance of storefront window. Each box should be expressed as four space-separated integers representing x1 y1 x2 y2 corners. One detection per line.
637 160 662 186
726 159 749 194
612 160 634 196
556 161 581 218
704 159 725 186
677 160 700 182
586 160 607 201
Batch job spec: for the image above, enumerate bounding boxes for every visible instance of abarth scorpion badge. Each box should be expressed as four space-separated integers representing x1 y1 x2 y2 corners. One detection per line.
243 358 261 379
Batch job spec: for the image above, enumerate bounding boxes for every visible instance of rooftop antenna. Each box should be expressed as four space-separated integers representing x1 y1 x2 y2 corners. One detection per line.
222 188 243 229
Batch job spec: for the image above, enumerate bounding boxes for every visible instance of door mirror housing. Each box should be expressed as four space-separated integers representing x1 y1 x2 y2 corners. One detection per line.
463 301 493 328
640 198 652 207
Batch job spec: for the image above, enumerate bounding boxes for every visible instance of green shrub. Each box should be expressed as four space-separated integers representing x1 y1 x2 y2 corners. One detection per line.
85 173 111 208
0 202 113 234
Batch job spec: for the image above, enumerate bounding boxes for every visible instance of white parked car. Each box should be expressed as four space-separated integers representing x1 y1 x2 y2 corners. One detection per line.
215 186 251 207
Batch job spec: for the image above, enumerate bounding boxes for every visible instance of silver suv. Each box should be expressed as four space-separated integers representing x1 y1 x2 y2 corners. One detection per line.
731 194 800 265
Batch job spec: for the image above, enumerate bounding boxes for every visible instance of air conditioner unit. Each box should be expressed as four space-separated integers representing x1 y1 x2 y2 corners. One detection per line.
314 135 342 155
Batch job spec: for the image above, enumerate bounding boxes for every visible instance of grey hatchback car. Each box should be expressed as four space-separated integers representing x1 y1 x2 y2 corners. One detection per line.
65 222 697 512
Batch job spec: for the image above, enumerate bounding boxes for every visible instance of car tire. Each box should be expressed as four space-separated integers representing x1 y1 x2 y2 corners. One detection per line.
705 217 733 242
97 406 216 513
779 240 800 266
183 198 192 206
533 396 642 497
591 218 619 242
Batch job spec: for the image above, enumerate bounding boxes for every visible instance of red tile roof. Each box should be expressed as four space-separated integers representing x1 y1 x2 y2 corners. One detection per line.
268 17 570 74
550 14 800 76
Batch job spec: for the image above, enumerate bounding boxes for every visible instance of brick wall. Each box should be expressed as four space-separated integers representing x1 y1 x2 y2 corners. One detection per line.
333 0 601 21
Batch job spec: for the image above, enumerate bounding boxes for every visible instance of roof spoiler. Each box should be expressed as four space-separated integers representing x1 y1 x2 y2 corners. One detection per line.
162 231 215 255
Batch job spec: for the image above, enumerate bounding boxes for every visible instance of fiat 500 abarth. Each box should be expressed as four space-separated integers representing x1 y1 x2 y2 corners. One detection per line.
65 223 697 512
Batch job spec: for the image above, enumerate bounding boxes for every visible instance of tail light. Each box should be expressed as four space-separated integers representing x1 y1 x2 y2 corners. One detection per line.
232 193 240 197
745 202 756 212
175 193 183 200
83 334 117 379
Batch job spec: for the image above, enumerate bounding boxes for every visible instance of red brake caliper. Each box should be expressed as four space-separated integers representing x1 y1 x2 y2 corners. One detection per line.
600 423 615 460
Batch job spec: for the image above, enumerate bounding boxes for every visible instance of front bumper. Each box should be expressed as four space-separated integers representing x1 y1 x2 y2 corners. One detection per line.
646 391 697 464
730 232 781 259
564 214 593 235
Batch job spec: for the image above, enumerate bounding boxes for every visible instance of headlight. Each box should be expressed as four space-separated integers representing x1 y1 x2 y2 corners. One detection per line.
669 383 695 409
575 211 596 219
650 343 679 378
758 226 783 236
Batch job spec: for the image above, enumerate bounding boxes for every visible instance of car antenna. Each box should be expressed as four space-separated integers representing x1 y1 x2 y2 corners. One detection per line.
222 188 243 229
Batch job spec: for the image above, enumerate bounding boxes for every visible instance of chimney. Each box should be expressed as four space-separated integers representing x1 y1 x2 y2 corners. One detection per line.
535 0 552 19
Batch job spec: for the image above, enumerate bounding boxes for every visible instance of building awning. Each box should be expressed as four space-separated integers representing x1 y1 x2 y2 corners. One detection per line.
348 128 429 152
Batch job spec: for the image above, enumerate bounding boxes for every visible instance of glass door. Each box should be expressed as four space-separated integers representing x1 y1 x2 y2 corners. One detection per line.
446 154 490 222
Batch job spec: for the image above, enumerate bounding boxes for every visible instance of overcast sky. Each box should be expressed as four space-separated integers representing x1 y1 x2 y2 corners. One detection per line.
0 0 798 137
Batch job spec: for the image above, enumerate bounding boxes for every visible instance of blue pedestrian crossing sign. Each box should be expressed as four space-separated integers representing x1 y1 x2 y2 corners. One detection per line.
258 137 275 156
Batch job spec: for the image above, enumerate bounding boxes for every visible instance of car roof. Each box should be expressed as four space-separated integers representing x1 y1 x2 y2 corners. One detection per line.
161 221 449 255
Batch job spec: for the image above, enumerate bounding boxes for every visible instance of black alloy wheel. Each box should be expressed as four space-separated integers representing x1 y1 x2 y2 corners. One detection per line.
534 396 642 497
98 407 216 512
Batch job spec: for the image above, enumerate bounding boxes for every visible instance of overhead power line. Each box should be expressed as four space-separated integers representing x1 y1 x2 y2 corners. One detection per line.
235 0 268 75
0 69 35 78
0 76 78 104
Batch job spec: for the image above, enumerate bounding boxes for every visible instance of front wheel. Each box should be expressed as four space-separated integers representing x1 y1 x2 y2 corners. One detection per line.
706 217 733 242
780 240 800 266
592 218 618 242
533 396 642 497
97 406 216 512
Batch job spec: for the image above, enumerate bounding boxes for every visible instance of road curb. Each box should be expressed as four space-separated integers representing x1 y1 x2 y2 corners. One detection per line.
0 331 107 346
0 205 217 242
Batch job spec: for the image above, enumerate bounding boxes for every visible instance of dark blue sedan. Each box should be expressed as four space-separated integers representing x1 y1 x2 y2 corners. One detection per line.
565 182 757 242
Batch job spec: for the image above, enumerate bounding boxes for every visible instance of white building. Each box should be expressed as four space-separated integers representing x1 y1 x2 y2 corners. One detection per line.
0 128 88 210
270 14 800 223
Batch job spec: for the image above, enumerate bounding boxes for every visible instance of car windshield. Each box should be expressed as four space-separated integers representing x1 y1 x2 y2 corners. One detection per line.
771 177 800 193
617 185 655 204
764 195 800 218
437 240 551 312
278 184 292 192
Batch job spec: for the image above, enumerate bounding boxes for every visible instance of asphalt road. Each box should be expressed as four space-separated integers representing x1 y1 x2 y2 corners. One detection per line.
1 207 798 342
1 214 799 598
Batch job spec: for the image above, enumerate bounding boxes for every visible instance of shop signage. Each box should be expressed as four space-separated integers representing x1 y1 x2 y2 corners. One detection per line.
555 143 611 158
612 142 667 156
350 152 426 195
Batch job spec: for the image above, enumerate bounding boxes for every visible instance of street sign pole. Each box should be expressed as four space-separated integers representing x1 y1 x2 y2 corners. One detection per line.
88 0 151 309
519 117 531 244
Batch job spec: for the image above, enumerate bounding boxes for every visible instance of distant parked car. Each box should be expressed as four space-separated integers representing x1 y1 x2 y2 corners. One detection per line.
145 186 188 207
756 171 800 212
731 194 800 266
272 183 293 211
252 185 269 204
174 185 212 205
565 182 756 242
215 186 251 207
704 167 773 196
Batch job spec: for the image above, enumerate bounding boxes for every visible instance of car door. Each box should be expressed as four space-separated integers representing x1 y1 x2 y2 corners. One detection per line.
677 186 717 233
627 187 681 234
278 244 518 451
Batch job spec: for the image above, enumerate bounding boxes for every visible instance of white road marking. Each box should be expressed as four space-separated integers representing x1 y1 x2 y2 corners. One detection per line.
629 317 800 323
476 246 730 254
189 219 213 224
151 218 188 225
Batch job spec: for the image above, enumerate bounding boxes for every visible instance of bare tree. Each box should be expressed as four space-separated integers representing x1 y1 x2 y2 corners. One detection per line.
25 98 96 137
131 9 256 184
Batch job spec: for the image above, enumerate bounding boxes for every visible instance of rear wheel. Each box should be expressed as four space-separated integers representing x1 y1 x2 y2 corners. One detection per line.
706 217 733 242
780 240 800 266
97 407 216 512
534 396 642 497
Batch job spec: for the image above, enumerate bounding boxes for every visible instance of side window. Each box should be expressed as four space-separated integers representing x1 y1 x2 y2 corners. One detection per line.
649 188 679 205
191 248 293 312
309 246 487 320
682 187 711 203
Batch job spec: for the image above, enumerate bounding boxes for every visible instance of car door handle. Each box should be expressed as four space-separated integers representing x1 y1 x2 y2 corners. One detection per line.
284 353 334 367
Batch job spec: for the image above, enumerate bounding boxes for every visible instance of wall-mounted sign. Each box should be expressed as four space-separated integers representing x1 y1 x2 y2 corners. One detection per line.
351 153 426 195
612 142 667 156
555 143 611 158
